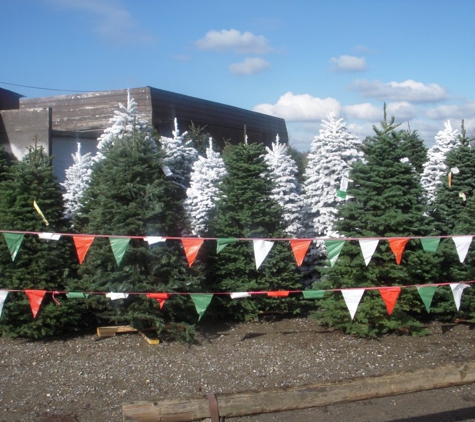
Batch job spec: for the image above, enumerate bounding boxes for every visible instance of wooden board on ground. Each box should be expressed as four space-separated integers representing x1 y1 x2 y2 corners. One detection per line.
122 361 475 421
97 325 138 337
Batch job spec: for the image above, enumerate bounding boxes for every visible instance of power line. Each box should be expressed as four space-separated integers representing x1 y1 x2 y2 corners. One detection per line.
0 81 98 93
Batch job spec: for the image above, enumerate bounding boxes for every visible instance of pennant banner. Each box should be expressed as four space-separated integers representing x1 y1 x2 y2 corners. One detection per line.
302 290 325 299
324 240 345 267
37 232 61 241
216 238 237 254
230 292 250 299
450 283 468 311
73 236 95 264
0 290 8 317
109 237 130 266
66 292 89 299
417 285 438 313
267 291 290 297
3 233 24 261
420 238 440 253
181 238 204 267
190 294 213 321
289 239 311 266
147 293 169 309
144 236 165 245
105 292 129 300
388 238 409 265
253 240 274 270
452 236 472 263
25 290 46 318
379 287 401 315
341 289 365 320
359 239 379 266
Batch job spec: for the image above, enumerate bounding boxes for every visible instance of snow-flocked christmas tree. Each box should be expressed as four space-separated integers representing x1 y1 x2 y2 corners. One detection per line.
184 138 227 236
263 136 303 237
421 120 459 205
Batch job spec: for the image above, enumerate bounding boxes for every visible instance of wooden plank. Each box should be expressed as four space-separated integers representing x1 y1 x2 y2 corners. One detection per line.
97 325 138 337
122 361 475 421
139 330 160 345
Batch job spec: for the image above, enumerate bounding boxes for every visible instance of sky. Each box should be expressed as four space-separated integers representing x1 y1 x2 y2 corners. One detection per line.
2 0 475 152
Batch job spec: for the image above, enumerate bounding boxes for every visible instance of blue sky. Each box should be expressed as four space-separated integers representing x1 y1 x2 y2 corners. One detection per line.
2 0 475 151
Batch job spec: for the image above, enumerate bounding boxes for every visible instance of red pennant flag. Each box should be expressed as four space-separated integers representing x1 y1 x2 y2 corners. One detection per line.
388 238 409 264
379 287 401 315
146 293 169 310
289 239 312 266
25 290 46 318
73 236 95 264
181 238 204 267
267 291 290 297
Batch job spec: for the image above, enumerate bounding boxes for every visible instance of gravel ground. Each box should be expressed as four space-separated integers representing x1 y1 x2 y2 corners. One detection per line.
1 318 475 422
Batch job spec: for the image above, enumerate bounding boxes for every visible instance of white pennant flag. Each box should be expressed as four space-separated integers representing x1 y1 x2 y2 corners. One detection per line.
145 236 166 245
105 292 129 300
37 233 61 241
452 236 472 263
230 292 251 299
253 240 274 270
450 283 469 311
0 290 8 317
359 239 379 266
341 289 365 320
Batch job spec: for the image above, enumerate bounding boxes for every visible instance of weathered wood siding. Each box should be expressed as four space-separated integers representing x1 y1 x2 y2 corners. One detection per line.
0 87 23 111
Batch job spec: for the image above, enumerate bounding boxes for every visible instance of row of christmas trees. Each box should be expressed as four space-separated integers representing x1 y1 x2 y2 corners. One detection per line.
0 93 474 339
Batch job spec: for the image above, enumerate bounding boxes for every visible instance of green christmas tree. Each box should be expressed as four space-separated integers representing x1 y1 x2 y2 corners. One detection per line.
207 142 303 322
400 126 428 175
315 109 441 337
0 143 81 338
73 132 202 334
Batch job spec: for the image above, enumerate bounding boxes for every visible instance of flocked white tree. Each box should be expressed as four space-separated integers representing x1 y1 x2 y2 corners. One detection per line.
421 120 459 204
159 118 198 189
61 142 93 221
95 89 153 161
302 112 361 238
184 138 227 236
263 136 303 237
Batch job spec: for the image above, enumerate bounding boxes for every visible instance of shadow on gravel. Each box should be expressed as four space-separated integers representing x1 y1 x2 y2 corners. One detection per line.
388 405 475 422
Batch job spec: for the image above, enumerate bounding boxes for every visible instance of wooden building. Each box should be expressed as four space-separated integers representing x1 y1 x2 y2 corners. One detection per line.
0 86 288 181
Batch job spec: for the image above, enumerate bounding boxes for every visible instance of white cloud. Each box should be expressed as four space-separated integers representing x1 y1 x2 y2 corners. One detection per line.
343 103 381 121
195 29 273 54
229 57 270 75
330 55 366 72
253 92 341 122
47 0 156 45
351 79 448 103
425 101 475 119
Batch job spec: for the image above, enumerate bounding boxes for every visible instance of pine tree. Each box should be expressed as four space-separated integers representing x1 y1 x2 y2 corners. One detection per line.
61 142 93 222
207 142 303 321
263 136 303 237
421 120 459 205
184 138 227 236
0 145 14 181
400 126 428 174
0 143 82 338
73 131 202 333
315 109 441 337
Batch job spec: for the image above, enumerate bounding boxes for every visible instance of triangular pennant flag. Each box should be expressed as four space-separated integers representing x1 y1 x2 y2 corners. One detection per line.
25 290 46 318
217 238 237 253
341 289 365 320
379 287 401 315
66 292 89 299
420 237 440 253
146 293 169 309
37 232 61 241
359 239 379 266
417 285 438 313
289 239 311 266
3 233 24 261
144 236 166 245
230 292 250 299
452 236 472 263
267 291 290 297
253 240 274 270
450 283 469 311
190 294 213 321
324 240 345 267
181 238 204 267
105 292 129 300
388 238 409 264
302 290 325 299
72 236 95 264
0 290 8 317
109 237 131 266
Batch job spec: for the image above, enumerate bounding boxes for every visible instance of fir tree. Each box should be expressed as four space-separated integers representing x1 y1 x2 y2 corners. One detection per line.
184 138 227 236
0 143 82 338
0 145 14 181
421 120 459 205
315 109 440 337
61 142 93 222
73 132 202 333
400 126 428 174
263 136 303 237
207 142 303 321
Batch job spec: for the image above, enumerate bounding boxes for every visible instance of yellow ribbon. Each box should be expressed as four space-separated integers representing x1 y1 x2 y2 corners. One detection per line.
33 200 49 226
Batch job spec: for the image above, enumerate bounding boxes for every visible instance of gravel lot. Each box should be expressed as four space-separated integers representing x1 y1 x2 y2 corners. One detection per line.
1 318 475 422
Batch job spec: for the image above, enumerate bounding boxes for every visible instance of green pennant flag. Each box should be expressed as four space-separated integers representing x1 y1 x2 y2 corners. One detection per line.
420 237 440 253
66 292 90 299
109 237 130 266
324 240 345 267
3 233 24 261
417 285 438 313
216 238 237 254
190 294 213 321
302 290 325 299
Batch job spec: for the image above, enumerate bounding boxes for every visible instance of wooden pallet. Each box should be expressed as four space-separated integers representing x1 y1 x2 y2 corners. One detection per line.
97 325 159 345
